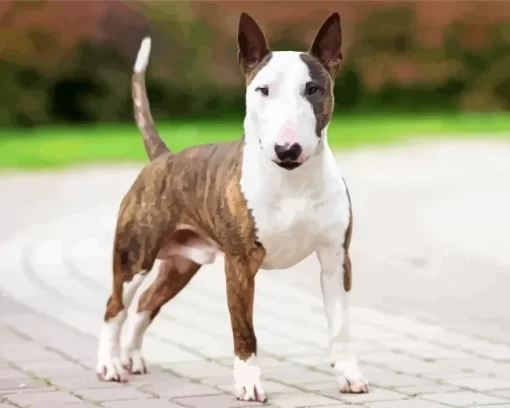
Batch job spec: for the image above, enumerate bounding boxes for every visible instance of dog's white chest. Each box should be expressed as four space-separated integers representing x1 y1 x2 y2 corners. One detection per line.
250 194 331 270
240 147 350 271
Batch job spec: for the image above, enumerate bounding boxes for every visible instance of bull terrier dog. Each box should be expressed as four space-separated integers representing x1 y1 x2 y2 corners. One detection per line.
96 12 369 402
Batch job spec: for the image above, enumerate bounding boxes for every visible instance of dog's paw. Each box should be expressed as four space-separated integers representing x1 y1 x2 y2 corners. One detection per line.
121 348 148 375
96 353 129 382
333 356 369 394
233 355 267 403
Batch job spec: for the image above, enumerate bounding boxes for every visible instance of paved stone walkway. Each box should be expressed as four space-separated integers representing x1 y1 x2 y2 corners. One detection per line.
1 140 510 407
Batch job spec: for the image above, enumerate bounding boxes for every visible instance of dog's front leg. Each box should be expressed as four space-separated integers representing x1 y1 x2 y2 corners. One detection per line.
225 251 267 403
316 246 369 394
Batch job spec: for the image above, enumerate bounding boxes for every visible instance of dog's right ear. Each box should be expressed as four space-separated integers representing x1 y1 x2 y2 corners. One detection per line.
237 12 270 75
309 12 343 77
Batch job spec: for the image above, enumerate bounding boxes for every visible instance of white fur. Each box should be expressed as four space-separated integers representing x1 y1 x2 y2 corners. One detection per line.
165 241 218 266
233 354 266 401
244 52 320 163
121 310 151 373
96 272 147 379
134 37 151 73
96 311 127 381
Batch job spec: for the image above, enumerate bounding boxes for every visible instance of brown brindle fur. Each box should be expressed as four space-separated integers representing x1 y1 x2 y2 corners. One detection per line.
105 139 264 358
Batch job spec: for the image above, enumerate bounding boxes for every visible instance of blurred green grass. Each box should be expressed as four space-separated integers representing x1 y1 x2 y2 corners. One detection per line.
0 114 509 169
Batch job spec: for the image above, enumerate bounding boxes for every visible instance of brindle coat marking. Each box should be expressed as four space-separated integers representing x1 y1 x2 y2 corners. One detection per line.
99 11 356 397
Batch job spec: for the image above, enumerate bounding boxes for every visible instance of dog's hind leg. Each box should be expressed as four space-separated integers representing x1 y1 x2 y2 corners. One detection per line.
121 255 201 374
96 230 157 382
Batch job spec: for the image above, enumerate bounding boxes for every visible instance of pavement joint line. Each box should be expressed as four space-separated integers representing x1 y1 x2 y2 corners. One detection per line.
2 359 92 405
2 323 92 371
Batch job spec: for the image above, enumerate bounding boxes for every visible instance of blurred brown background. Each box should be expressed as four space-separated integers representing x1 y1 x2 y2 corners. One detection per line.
1 0 509 126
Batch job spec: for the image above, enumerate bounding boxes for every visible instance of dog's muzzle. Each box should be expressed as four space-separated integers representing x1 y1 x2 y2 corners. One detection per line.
273 143 303 170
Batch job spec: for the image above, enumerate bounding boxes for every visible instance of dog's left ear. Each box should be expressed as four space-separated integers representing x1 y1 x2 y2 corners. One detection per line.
237 12 271 75
309 13 343 77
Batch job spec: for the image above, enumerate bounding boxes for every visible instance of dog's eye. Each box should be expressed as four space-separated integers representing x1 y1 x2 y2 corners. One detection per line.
256 86 269 96
306 85 320 96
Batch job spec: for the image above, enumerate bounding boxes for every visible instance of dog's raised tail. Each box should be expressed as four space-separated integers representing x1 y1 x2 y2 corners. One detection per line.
132 37 169 161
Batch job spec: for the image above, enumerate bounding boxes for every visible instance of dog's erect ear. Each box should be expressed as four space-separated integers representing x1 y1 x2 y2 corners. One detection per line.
309 13 343 77
237 12 270 74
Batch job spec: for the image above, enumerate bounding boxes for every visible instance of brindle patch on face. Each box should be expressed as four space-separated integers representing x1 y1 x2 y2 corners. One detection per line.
245 52 273 86
299 53 335 137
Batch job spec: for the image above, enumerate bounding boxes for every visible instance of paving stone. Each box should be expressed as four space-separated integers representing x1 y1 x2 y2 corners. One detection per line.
174 393 268 407
131 374 190 389
105 400 186 408
266 368 334 384
17 360 89 376
366 400 450 408
493 390 510 399
73 386 152 401
422 371 491 381
48 374 128 390
29 404 100 408
370 372 434 388
145 382 223 398
0 344 64 362
304 384 405 403
5 390 83 405
363 351 422 365
164 361 232 379
336 387 407 404
466 405 510 408
0 378 55 393
396 384 461 396
0 368 30 380
389 359 468 376
446 377 510 392
284 355 330 368
478 345 510 360
422 391 508 406
262 392 338 408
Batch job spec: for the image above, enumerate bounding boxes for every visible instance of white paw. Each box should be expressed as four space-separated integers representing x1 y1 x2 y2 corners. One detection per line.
233 355 267 403
332 356 369 393
121 348 148 375
96 350 129 382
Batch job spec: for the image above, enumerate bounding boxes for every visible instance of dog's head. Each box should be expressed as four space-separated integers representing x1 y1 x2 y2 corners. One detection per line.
238 12 342 170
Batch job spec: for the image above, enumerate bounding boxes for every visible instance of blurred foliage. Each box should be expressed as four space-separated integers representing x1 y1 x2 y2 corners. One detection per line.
0 1 509 127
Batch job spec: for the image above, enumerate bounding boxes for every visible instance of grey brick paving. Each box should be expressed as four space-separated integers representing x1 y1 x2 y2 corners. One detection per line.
1 141 510 407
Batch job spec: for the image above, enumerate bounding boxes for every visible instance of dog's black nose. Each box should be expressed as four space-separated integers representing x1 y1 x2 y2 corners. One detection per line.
274 143 302 161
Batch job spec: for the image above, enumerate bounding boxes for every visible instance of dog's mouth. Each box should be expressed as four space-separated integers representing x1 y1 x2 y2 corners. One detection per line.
273 160 302 170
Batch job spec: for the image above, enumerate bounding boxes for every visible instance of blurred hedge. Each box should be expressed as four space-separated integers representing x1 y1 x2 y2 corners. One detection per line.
0 1 509 127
